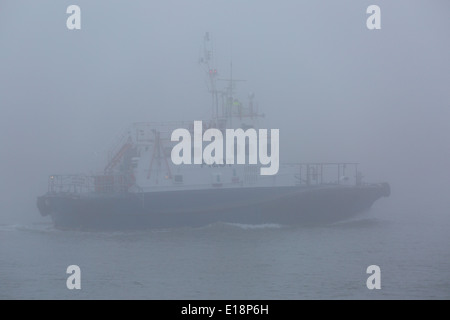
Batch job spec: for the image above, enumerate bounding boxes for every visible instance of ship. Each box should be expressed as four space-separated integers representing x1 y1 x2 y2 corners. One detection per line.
36 33 390 230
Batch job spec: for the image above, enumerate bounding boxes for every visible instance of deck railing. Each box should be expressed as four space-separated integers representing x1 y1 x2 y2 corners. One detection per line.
47 174 130 195
47 162 362 195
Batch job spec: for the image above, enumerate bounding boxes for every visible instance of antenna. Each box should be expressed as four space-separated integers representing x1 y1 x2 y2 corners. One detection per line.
199 32 219 119
218 60 246 114
218 59 246 99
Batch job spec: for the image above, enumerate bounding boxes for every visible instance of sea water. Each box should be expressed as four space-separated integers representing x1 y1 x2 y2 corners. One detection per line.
1 204 449 299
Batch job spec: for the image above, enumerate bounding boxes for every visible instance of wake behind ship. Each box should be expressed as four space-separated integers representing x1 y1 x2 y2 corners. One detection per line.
36 34 390 230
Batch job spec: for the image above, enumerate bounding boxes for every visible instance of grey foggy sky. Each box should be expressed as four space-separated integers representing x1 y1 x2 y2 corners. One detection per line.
0 0 449 222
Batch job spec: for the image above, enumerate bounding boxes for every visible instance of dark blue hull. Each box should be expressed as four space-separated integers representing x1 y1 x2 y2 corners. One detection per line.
37 184 390 230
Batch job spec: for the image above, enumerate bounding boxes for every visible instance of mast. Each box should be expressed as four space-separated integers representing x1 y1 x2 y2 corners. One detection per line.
218 60 246 126
199 32 219 120
199 33 259 127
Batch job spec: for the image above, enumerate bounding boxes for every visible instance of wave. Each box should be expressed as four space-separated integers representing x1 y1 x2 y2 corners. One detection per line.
0 222 57 233
329 216 388 229
224 222 283 230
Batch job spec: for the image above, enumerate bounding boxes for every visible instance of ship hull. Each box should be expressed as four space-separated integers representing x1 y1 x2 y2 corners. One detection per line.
37 184 390 230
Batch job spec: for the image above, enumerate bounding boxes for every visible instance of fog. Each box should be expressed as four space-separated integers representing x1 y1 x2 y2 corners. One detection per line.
0 0 449 223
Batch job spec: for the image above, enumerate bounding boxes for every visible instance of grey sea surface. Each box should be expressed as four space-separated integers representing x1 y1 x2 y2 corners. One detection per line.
1 203 449 300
